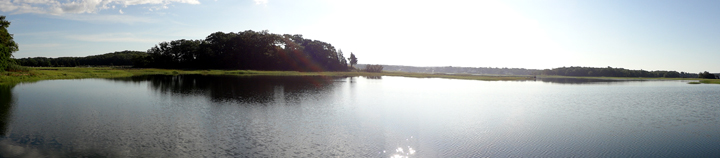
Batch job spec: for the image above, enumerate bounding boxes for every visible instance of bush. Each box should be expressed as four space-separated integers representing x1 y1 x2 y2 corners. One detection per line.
6 63 28 72
365 64 383 73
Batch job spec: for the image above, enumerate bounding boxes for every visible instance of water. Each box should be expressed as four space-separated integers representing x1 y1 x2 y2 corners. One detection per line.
1 75 719 157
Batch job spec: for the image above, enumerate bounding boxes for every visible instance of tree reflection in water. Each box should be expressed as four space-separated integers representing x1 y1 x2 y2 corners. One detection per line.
0 85 14 136
110 75 343 104
363 76 382 80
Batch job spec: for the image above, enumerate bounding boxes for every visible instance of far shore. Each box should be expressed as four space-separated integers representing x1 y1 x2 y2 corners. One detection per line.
537 75 719 84
0 67 532 86
1 67 717 86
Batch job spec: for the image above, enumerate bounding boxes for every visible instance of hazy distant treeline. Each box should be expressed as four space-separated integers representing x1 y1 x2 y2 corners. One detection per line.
14 51 146 67
134 30 348 71
371 65 704 78
538 66 697 78
360 64 538 75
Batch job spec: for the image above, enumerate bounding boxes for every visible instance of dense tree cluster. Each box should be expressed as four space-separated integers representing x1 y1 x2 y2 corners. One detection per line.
698 71 718 79
15 51 147 67
134 30 349 71
0 15 18 71
538 66 695 78
365 64 383 72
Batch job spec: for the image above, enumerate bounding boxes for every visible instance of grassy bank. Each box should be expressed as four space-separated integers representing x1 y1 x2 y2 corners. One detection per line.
1 67 534 86
689 79 720 84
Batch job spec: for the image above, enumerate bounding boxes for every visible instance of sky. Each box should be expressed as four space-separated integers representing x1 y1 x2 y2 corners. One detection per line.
2 0 720 72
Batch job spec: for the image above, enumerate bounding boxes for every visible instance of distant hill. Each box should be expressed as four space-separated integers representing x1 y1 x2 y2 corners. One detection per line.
538 66 698 78
356 64 707 78
356 64 537 76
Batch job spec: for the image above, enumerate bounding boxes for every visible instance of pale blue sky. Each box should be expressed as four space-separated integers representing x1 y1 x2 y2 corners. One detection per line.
2 0 720 72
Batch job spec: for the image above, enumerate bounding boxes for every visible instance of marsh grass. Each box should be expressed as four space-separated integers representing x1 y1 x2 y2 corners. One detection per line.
1 67 135 85
697 79 720 84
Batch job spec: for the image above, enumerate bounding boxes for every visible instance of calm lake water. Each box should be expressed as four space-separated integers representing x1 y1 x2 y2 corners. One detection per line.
1 75 719 157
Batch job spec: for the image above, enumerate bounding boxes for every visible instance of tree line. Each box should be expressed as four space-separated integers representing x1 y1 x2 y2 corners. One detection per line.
537 66 697 78
133 30 350 71
13 30 356 71
15 50 147 67
698 71 718 79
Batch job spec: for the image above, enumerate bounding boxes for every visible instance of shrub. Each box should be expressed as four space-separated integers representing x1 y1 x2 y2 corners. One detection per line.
6 63 28 72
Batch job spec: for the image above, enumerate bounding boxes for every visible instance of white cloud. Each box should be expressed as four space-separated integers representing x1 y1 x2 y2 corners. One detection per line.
254 0 267 5
19 43 62 48
0 0 200 15
59 14 154 24
119 9 124 14
66 33 162 43
60 1 102 14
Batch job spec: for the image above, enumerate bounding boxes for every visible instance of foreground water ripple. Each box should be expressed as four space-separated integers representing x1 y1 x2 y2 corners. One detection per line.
0 75 719 157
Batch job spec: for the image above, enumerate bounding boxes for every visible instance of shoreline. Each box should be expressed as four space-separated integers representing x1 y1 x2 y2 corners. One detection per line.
2 67 717 86
1 67 534 86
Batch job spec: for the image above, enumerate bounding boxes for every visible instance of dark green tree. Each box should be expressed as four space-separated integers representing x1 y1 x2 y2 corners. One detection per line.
365 64 383 72
337 49 347 69
699 71 717 79
348 53 357 68
0 15 18 71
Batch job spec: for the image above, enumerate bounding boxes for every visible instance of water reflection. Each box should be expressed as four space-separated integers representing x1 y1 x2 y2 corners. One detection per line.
110 75 341 103
0 85 14 136
2 76 352 157
2 76 720 157
363 76 382 79
386 136 417 158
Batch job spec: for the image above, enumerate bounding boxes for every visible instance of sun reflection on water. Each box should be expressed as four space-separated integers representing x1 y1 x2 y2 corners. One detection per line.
383 136 417 158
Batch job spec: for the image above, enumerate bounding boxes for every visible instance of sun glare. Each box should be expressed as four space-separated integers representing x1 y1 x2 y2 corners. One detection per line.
298 0 569 69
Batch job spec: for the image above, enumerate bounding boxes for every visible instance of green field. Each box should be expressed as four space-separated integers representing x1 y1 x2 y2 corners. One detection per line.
1 67 536 86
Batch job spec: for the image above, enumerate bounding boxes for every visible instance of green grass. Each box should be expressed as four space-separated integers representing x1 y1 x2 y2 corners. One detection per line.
697 79 720 84
1 67 134 86
1 67 533 86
